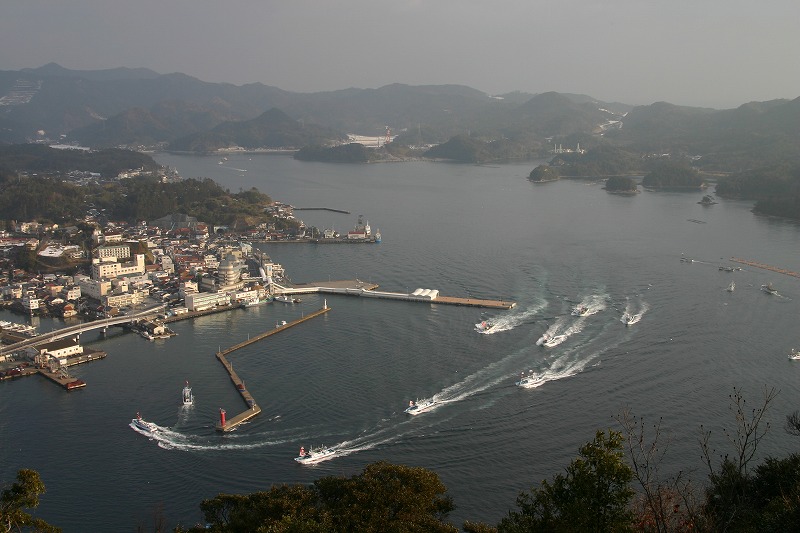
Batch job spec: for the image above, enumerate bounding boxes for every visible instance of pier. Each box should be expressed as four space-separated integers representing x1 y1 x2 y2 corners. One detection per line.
282 280 516 309
730 258 800 279
214 305 331 432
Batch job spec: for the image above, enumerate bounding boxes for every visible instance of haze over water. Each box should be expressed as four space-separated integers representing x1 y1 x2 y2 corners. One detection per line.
2 154 799 530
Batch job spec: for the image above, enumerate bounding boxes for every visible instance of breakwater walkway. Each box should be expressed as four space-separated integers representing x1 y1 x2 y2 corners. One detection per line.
730 258 800 279
215 304 331 432
283 280 516 310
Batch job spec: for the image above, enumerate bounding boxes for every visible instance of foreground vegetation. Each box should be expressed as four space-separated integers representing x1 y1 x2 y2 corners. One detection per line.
5 388 799 532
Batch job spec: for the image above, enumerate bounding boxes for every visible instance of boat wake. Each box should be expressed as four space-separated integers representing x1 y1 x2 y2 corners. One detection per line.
140 297 629 460
621 300 649 325
570 294 607 317
475 299 547 334
536 316 586 347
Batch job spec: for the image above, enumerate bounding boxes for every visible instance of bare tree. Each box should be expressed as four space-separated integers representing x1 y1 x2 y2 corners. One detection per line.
617 408 704 532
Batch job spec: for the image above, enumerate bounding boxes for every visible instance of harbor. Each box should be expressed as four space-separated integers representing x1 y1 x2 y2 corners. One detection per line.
214 304 331 432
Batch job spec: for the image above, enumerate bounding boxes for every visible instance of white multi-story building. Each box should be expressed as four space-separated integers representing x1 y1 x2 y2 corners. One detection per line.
104 289 148 309
21 292 40 313
185 292 230 311
75 275 112 299
91 254 145 280
61 286 82 301
96 244 132 259
36 339 83 365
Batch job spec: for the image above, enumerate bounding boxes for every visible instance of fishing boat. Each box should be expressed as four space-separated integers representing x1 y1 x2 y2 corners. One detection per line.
294 445 336 464
240 297 269 308
475 320 493 333
571 305 589 317
404 398 437 415
761 283 778 295
727 281 735 292
274 295 294 303
788 349 800 361
182 381 193 405
515 371 544 388
543 334 567 348
131 412 159 433
621 312 637 325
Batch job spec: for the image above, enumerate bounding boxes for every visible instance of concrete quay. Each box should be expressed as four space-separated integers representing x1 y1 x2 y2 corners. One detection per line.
286 280 516 309
215 305 331 432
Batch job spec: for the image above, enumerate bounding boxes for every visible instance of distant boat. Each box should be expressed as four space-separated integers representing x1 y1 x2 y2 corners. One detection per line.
131 412 159 433
788 348 800 361
404 398 437 415
571 305 589 317
294 445 336 465
621 312 637 326
274 295 299 304
515 371 544 388
182 381 193 405
761 283 778 295
475 320 493 333
543 334 567 348
727 281 735 292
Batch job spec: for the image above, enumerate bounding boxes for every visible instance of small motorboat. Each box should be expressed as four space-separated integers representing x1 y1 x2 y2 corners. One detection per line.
543 334 567 348
182 381 193 405
131 412 159 433
788 349 800 361
727 281 735 292
475 320 493 333
621 312 637 326
515 371 544 388
274 295 294 304
571 305 589 317
404 398 437 415
761 283 778 295
536 333 550 346
294 445 336 464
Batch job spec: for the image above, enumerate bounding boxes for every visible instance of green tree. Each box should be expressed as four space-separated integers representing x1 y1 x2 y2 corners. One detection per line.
0 469 60 533
498 430 635 532
187 461 456 533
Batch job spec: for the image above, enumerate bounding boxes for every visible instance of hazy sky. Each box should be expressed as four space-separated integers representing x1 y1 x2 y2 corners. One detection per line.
2 0 798 109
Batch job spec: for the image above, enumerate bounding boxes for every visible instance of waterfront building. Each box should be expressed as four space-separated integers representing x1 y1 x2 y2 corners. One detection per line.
21 291 41 313
103 289 148 309
35 338 83 365
185 291 230 311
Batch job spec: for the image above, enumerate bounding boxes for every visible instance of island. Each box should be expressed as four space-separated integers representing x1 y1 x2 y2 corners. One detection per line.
603 176 639 194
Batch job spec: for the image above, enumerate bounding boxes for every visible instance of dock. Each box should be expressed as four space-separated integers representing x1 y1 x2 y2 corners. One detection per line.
215 305 331 432
285 280 516 310
730 258 800 279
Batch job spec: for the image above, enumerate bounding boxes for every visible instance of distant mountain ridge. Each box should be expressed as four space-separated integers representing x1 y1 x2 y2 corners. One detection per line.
0 64 798 171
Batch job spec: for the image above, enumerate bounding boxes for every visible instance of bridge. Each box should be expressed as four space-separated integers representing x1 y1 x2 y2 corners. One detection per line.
0 304 166 357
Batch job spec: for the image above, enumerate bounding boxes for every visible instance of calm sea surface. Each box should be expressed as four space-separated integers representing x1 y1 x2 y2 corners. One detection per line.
2 154 800 531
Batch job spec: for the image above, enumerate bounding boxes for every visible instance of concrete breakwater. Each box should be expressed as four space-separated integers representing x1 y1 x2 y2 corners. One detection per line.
214 305 331 432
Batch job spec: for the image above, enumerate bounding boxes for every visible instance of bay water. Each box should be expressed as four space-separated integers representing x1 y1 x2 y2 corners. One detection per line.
2 154 799 530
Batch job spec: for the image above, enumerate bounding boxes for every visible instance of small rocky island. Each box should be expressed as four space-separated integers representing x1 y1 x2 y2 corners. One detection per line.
603 176 639 194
